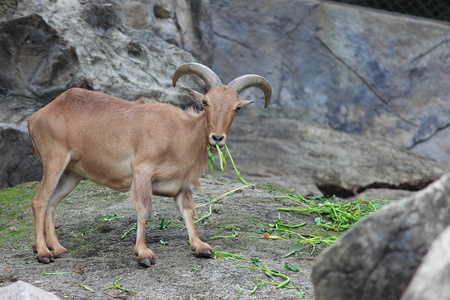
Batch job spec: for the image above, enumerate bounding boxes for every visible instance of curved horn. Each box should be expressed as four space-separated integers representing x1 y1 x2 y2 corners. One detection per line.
172 62 222 91
228 75 272 108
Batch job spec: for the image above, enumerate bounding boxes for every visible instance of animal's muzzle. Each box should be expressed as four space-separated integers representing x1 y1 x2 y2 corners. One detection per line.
209 134 226 146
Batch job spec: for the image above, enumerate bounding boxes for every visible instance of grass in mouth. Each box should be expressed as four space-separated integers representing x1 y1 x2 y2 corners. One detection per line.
207 143 249 185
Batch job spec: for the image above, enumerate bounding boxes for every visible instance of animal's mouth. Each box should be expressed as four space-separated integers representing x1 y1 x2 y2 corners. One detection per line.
209 142 225 149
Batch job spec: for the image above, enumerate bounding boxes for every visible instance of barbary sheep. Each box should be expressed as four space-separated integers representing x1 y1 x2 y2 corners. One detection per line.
28 62 272 266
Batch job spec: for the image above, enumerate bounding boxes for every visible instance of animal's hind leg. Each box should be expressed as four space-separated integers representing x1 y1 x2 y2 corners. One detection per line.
32 151 72 264
44 171 82 258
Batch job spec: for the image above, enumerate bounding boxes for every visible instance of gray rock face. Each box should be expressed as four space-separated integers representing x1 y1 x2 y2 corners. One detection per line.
0 125 42 189
2 0 206 104
0 13 80 114
400 224 450 300
211 0 450 165
227 117 445 196
0 280 60 300
0 0 17 19
111 0 213 65
311 173 450 300
1 0 449 193
0 13 82 189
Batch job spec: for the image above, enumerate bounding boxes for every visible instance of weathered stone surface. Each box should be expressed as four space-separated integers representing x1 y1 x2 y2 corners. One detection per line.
0 13 80 109
227 117 446 196
211 0 450 165
0 125 42 190
117 0 214 65
311 173 450 300
5 0 202 104
56 2 200 103
400 224 450 300
0 280 60 300
0 0 16 19
0 13 82 188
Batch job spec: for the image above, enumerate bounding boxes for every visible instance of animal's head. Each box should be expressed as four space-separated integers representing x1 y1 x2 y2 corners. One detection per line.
172 62 272 146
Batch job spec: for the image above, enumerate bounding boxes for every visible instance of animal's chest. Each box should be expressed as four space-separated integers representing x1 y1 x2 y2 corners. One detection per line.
152 179 184 197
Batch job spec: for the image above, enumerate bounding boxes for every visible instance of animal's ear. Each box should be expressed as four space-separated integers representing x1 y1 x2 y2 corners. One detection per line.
182 87 204 105
240 100 255 108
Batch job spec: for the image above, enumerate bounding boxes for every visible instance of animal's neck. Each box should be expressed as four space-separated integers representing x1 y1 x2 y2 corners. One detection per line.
195 111 210 160
186 110 209 147
182 111 209 187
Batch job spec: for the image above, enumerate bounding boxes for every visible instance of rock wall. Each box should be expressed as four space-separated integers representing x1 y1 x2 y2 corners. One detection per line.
0 0 449 192
116 0 213 65
211 0 450 166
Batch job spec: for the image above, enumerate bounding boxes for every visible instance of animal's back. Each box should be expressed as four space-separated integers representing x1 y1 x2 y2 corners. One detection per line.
30 88 138 128
28 89 147 190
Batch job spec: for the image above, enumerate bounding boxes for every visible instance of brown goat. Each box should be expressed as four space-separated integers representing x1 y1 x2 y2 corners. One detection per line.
28 63 272 266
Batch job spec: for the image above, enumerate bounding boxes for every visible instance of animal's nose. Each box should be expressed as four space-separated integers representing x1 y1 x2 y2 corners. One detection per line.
212 135 224 143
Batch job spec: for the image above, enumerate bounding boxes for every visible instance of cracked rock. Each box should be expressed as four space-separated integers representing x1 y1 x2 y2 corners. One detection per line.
226 117 446 197
312 173 450 300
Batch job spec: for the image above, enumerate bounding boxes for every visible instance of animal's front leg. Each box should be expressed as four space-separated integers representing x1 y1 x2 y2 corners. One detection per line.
174 188 213 258
131 175 155 267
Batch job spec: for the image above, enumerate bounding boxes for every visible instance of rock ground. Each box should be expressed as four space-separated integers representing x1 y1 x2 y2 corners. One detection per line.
0 176 340 299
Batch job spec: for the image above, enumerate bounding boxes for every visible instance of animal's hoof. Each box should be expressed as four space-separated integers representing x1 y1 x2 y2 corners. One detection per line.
55 252 71 258
37 256 54 264
196 249 213 258
138 257 155 267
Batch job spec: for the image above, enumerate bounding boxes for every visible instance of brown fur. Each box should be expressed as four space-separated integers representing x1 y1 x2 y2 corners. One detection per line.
28 84 244 265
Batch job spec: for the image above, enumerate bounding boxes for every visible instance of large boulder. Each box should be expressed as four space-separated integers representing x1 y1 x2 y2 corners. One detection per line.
311 173 450 300
211 0 450 165
0 280 60 300
400 224 450 300
227 117 446 196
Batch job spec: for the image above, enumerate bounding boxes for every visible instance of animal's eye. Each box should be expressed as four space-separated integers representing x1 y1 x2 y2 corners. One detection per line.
235 107 241 113
202 100 208 106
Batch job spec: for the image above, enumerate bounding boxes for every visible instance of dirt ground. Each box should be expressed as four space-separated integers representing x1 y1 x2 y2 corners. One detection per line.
0 176 341 299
